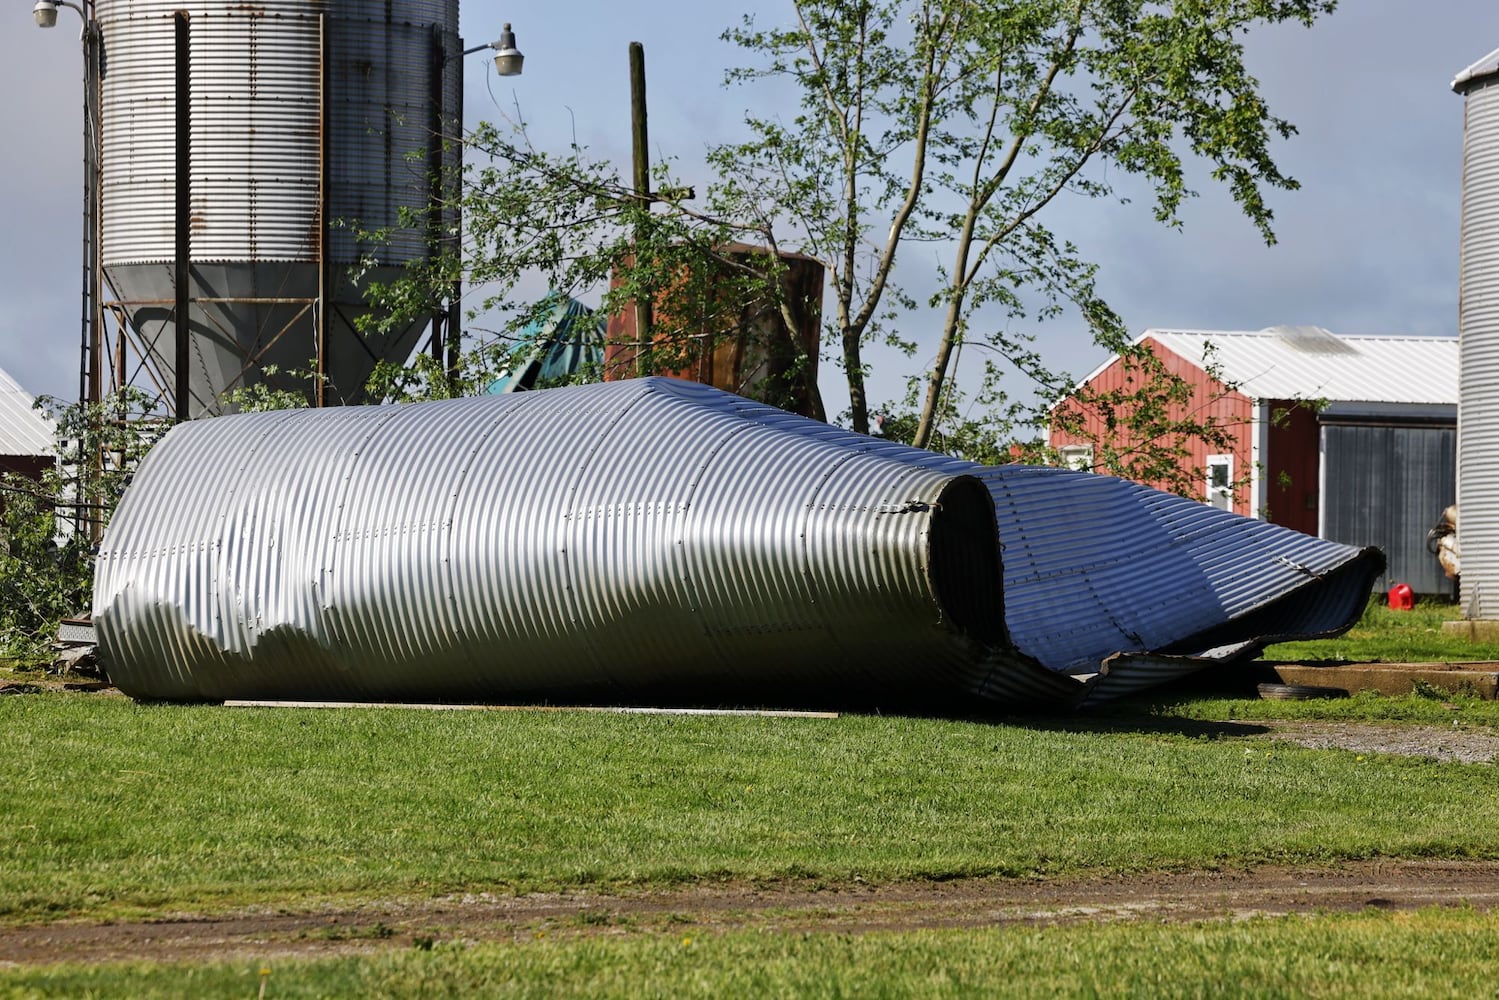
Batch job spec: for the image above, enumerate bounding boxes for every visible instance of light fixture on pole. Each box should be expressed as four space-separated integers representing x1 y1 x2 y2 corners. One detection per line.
32 0 85 29
441 22 522 382
463 22 523 76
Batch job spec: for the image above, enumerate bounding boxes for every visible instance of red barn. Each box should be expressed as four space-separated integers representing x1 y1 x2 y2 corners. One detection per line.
1050 326 1458 594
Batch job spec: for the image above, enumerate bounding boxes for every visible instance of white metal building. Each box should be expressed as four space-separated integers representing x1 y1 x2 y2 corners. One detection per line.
0 366 56 478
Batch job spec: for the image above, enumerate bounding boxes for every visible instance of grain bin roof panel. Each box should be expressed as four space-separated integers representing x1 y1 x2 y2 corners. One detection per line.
1453 45 1499 91
94 379 1381 707
973 465 1377 673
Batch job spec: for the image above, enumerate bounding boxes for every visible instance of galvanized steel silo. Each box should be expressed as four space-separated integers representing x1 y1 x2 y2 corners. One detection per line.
97 0 460 417
1454 47 1499 619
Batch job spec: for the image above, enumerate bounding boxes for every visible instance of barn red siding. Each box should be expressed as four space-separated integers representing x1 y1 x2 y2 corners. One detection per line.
0 455 51 481
1049 338 1254 516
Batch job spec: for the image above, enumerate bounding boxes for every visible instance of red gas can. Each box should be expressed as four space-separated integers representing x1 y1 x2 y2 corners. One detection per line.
1387 583 1414 611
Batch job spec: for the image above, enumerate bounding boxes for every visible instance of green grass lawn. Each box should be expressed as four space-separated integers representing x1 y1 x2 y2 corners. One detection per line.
3 692 1498 925
4 684 1499 993
6 596 1498 991
1260 595 1499 662
10 593 1499 994
1132 686 1499 725
4 908 1498 998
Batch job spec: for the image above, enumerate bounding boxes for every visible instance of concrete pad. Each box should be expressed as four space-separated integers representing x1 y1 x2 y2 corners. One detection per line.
1441 620 1499 643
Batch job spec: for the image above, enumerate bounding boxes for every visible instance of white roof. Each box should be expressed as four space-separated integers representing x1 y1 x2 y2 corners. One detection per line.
0 367 56 457
1132 327 1457 407
1453 45 1499 92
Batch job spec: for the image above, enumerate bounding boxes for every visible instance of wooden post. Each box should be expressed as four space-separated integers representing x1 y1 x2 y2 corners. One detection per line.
629 41 652 377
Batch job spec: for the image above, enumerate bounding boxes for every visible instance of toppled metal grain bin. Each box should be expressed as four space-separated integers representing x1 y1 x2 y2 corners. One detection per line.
93 378 1383 707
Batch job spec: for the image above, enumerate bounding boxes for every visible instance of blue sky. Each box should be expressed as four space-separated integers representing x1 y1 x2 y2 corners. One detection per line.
3 1 1497 422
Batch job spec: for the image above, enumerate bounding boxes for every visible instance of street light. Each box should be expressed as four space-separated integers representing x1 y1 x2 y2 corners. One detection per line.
33 0 102 536
32 0 88 29
32 0 100 405
432 22 523 380
463 22 523 76
33 0 60 28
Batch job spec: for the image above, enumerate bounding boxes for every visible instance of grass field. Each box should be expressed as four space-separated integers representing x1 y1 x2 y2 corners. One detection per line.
1260 595 1499 662
2 691 1497 925
6 600 1499 994
1138 686 1499 724
4 908 1499 998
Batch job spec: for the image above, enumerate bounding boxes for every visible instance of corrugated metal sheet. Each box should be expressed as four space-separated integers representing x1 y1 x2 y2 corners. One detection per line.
327 15 459 263
1321 422 1456 596
94 378 1384 707
1138 329 1457 408
0 368 55 458
100 0 322 263
1079 652 1243 706
1458 70 1499 618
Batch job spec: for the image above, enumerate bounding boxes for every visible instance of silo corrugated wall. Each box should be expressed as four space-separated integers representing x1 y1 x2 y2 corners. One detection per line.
1456 60 1499 617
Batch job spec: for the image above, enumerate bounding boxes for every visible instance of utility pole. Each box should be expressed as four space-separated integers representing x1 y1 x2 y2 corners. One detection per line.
629 41 652 376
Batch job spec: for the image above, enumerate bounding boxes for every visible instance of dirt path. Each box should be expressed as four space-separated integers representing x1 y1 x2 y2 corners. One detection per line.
1260 719 1499 762
3 860 1498 967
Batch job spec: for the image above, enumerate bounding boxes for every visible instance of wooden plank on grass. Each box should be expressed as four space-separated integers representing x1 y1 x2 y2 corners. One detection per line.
222 700 839 719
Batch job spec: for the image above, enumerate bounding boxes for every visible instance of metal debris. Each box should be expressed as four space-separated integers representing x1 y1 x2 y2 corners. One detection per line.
93 378 1383 707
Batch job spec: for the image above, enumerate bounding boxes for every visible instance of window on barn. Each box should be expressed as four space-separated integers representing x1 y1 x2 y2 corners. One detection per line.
1206 455 1233 511
1058 444 1094 471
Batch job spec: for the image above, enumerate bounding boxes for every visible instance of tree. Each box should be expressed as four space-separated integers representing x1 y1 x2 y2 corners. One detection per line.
0 389 161 659
356 118 826 417
871 360 1032 465
710 0 1335 444
357 0 1332 479
1047 339 1250 498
